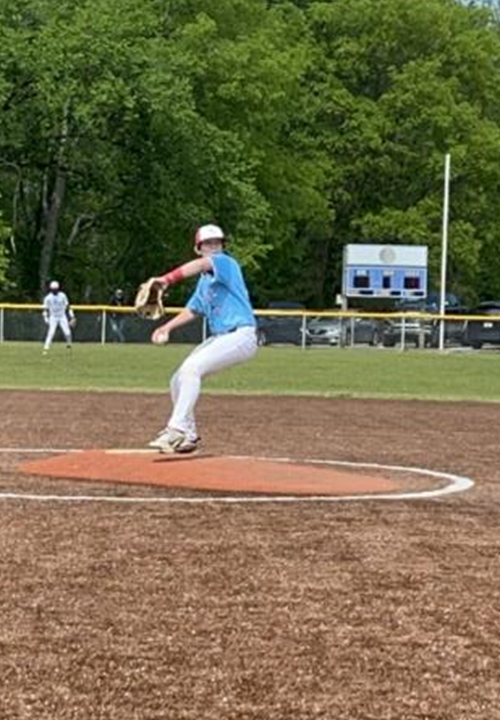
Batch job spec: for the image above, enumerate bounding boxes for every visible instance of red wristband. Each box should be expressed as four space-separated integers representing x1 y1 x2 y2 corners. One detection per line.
161 267 185 285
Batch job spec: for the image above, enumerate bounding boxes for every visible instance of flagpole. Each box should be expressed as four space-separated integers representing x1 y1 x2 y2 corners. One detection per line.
438 153 451 351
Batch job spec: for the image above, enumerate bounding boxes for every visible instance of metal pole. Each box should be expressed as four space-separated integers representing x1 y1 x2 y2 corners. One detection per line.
439 153 451 351
341 295 348 348
101 310 107 344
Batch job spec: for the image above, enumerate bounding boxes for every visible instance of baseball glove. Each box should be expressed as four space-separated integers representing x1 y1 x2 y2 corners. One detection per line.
134 277 166 320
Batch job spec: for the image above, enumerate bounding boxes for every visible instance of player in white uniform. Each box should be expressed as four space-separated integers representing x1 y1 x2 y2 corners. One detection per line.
42 280 75 354
148 224 258 454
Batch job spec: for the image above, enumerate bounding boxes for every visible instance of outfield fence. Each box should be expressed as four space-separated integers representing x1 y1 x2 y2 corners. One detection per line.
0 304 498 350
0 304 205 345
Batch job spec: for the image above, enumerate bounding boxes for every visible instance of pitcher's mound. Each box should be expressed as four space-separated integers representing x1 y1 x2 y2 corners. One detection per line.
19 449 401 496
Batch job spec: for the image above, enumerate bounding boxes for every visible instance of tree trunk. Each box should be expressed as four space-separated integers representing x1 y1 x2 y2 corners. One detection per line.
39 102 70 296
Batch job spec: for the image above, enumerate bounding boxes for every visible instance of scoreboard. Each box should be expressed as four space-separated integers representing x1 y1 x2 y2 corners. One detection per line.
342 244 428 299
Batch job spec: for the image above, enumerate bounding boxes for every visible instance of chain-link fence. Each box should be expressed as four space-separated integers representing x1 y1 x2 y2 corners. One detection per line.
0 306 205 345
1 304 498 350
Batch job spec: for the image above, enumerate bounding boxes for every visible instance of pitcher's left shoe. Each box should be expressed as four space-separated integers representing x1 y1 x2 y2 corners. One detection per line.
148 427 199 454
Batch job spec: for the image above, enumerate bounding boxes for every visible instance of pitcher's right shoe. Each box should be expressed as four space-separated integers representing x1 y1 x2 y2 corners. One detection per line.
148 427 199 454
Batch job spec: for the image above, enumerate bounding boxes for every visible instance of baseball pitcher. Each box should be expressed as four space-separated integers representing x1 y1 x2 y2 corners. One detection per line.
138 224 257 454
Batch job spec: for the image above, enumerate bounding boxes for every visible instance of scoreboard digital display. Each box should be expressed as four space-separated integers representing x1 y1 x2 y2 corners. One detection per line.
343 245 428 299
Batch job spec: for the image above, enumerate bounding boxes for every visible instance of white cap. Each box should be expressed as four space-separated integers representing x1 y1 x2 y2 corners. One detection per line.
195 224 225 246
49 280 60 291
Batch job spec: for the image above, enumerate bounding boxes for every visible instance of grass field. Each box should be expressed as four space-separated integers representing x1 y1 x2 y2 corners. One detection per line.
1 341 500 401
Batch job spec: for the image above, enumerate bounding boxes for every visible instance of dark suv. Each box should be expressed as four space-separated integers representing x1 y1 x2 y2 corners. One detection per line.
463 301 500 349
256 302 305 346
429 306 469 348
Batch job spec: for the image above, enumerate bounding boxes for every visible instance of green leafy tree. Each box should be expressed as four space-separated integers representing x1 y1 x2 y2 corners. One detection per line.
306 0 500 302
0 0 331 305
3 0 500 307
0 0 162 298
136 0 332 305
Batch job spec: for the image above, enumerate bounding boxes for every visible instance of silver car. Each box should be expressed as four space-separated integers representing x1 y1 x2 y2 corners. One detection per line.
305 316 380 346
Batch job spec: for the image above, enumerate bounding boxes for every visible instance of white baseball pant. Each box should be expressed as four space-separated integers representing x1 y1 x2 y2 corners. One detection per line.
168 326 257 440
44 316 72 350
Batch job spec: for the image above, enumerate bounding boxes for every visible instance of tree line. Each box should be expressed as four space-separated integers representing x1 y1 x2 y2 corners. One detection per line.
1 0 500 308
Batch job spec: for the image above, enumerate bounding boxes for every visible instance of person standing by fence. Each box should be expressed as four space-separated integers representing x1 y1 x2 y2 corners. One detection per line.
109 288 126 343
42 280 75 354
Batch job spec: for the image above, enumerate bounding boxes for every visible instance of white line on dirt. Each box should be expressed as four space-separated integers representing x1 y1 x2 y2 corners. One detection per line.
0 448 82 453
0 447 474 504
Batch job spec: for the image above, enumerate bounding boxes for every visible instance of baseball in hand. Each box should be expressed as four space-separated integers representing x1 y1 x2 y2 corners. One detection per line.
152 325 170 344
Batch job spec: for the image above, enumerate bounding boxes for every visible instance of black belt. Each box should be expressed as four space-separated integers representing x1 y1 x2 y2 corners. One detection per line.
215 325 255 335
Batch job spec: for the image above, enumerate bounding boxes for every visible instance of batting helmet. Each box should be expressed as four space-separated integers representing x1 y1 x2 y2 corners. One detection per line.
49 280 60 291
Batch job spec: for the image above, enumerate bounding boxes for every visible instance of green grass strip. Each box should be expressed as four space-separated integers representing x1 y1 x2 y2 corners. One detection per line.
1 341 500 401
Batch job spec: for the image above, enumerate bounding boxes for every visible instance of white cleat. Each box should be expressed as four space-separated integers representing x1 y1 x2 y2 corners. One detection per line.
148 427 200 454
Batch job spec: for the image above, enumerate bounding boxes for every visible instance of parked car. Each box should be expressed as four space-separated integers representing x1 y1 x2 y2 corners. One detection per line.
256 301 305 346
429 306 469 348
382 317 431 347
382 297 468 348
463 301 500 349
382 300 434 347
305 316 380 346
424 293 464 311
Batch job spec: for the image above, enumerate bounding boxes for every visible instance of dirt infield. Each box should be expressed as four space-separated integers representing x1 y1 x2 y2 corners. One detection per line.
1 390 500 719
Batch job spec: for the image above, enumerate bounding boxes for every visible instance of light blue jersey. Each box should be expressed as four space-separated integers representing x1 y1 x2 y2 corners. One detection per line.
186 253 256 335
